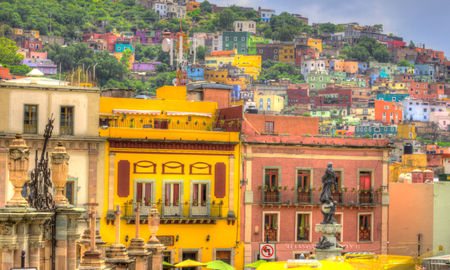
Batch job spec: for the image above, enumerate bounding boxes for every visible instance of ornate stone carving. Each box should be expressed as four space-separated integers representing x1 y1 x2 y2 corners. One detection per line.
51 142 70 206
7 134 30 207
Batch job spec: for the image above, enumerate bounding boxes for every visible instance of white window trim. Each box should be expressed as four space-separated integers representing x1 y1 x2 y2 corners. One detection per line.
162 179 184 216
294 211 312 242
357 212 374 243
335 212 344 242
189 180 211 216
133 179 156 208
262 211 280 242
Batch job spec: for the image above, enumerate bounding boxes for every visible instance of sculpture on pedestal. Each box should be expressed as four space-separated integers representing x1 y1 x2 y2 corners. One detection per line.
7 134 30 207
319 162 337 225
51 142 70 207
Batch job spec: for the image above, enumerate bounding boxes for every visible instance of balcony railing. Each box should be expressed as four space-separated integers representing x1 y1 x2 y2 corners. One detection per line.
100 117 214 131
121 200 228 224
258 187 384 206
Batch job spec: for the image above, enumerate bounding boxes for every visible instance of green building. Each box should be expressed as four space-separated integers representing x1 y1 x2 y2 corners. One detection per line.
306 71 331 91
248 36 270 55
223 32 252 55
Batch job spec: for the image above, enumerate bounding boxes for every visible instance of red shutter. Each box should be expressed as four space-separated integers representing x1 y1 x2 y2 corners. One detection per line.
117 160 130 197
359 174 371 189
215 162 226 198
193 184 199 203
165 183 170 206
137 183 143 203
145 183 151 206
173 184 179 205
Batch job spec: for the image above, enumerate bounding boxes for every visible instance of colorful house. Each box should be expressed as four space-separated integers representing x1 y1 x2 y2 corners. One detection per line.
258 8 275 22
307 38 322 53
374 100 403 125
240 115 391 264
397 124 417 139
248 36 270 55
232 55 261 79
253 92 284 113
186 66 205 81
222 32 251 55
115 43 134 53
278 45 295 64
355 125 397 138
99 86 243 268
376 93 410 102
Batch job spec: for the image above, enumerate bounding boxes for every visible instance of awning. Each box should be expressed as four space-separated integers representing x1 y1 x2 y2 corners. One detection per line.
112 109 161 115
166 111 212 117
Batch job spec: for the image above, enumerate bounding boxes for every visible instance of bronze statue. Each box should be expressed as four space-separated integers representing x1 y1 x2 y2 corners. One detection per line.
319 162 337 224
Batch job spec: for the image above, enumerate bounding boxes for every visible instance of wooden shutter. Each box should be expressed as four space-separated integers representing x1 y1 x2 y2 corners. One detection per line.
214 162 226 198
117 160 130 197
145 183 151 206
137 183 143 202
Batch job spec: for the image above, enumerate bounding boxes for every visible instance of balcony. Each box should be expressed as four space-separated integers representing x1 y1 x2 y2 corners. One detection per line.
257 187 384 207
121 200 231 224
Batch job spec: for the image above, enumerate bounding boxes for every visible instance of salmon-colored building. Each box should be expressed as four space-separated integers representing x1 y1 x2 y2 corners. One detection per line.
375 100 403 125
389 182 450 257
240 115 391 263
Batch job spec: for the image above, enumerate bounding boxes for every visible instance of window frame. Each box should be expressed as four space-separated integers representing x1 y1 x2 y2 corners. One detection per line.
23 104 39 134
134 179 156 214
262 211 280 242
295 211 312 242
162 180 184 217
335 212 343 242
60 105 75 136
357 212 373 242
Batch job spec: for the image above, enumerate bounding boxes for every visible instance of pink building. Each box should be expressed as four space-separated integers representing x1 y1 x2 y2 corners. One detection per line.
240 115 390 263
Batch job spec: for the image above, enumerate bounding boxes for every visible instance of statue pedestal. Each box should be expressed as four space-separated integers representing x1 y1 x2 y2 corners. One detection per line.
146 242 165 270
79 249 108 270
105 244 134 270
314 224 343 260
129 238 150 270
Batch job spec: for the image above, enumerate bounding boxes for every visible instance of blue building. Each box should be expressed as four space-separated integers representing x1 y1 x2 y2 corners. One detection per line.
259 8 275 22
186 66 204 81
358 62 368 73
415 64 435 77
355 125 397 138
376 93 410 102
115 43 134 53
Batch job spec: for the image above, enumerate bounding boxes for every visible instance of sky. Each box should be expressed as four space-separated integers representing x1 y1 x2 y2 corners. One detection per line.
207 0 450 56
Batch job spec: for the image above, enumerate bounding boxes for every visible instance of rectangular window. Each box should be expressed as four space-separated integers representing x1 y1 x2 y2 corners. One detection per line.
65 180 75 205
297 170 311 203
265 121 274 134
216 250 231 265
192 183 208 206
136 181 153 206
359 214 372 241
264 168 279 202
60 106 74 135
264 213 278 241
24 104 38 134
165 183 180 206
296 213 310 241
335 214 342 241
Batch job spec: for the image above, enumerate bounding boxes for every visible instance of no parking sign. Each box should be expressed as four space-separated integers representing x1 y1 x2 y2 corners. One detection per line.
259 243 276 260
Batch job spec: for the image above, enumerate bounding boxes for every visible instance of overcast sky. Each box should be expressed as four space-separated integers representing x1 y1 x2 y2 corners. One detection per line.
207 0 450 56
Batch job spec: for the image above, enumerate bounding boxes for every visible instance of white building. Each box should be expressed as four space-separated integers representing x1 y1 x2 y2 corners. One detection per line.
234 21 256 34
402 100 446 122
301 59 327 78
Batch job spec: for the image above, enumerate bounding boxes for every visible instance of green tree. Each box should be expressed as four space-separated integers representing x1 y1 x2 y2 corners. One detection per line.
217 8 235 30
373 45 390 63
373 24 383 32
200 0 212 13
120 49 132 68
409 40 415 49
94 50 129 86
319 22 337 34
398 59 414 67
195 45 206 61
0 37 23 66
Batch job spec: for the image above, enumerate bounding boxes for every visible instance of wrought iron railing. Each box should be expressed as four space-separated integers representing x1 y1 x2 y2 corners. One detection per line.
258 187 384 206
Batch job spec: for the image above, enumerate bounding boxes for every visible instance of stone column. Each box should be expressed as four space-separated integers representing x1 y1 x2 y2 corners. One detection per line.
0 222 18 270
51 142 70 207
105 205 133 269
128 203 150 270
14 223 28 267
108 152 116 211
147 205 165 270
55 213 68 270
88 145 98 204
67 211 83 270
6 134 30 208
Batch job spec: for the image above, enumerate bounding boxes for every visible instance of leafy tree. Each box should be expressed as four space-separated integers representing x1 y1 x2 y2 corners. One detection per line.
93 50 129 86
195 45 206 61
373 45 390 63
120 49 132 68
267 12 312 41
398 59 414 68
319 22 337 34
5 64 31 75
217 8 235 30
200 0 212 14
0 37 23 66
260 62 304 83
155 63 170 72
373 24 383 32
409 40 415 49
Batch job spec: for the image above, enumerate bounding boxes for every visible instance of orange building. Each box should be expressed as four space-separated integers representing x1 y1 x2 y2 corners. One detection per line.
204 69 228 84
278 45 295 63
186 0 200 11
344 61 358 73
375 100 403 125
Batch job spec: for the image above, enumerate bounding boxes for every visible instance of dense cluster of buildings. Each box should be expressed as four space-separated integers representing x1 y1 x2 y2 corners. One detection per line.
0 1 450 268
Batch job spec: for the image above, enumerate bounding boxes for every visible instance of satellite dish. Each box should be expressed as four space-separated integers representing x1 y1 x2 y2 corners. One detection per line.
172 78 177 86
162 38 171 52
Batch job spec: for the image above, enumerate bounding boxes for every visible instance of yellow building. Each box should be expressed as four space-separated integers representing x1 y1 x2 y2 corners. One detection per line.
278 45 295 64
99 86 243 268
351 107 375 121
205 56 234 69
389 154 427 182
372 82 408 91
204 69 229 84
232 55 261 80
253 92 284 113
397 124 417 139
307 38 322 53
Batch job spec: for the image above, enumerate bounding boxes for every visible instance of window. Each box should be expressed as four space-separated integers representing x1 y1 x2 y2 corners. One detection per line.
216 250 231 265
264 213 278 241
267 98 271 111
335 214 342 241
135 180 155 214
296 213 310 241
192 183 208 206
60 106 74 135
164 182 180 207
264 168 279 202
24 104 38 134
358 214 372 241
65 180 75 205
297 170 311 203
265 121 274 134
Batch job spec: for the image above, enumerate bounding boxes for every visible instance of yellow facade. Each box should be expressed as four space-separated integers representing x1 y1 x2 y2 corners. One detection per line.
205 56 234 69
278 45 295 63
253 93 284 113
351 107 375 121
390 154 427 182
99 86 243 268
204 69 229 84
397 124 417 139
373 82 408 91
232 55 261 79
307 38 322 53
